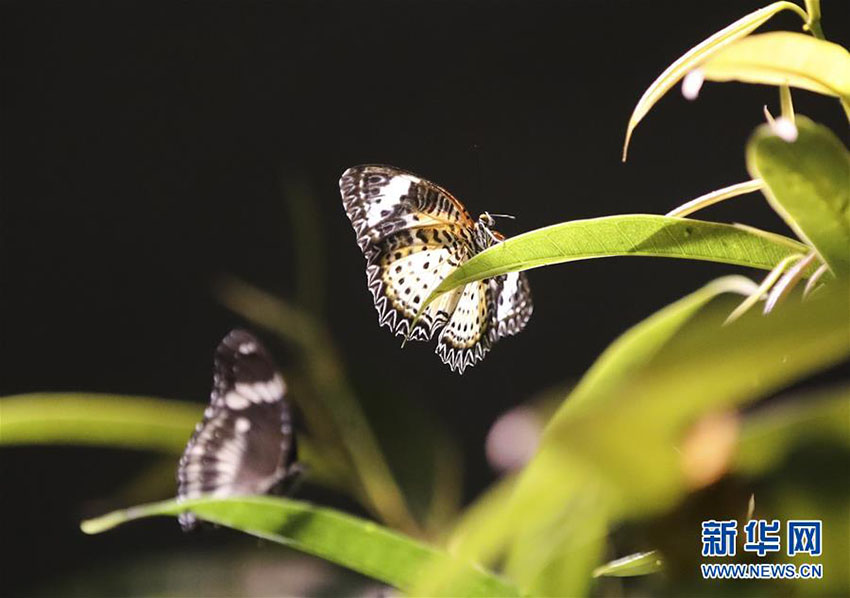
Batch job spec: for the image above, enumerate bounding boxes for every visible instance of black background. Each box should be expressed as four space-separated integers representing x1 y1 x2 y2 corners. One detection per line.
2 1 848 595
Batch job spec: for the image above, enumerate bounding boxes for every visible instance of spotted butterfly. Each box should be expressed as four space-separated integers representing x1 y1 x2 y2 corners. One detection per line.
177 329 300 530
340 165 532 374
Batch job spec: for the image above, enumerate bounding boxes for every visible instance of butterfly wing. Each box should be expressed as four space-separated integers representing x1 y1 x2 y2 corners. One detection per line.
435 272 533 373
342 165 476 341
340 164 475 260
341 164 533 373
493 271 533 338
435 280 497 374
177 330 298 530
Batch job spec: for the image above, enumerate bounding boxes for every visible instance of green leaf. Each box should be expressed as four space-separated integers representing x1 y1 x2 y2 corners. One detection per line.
81 496 521 598
564 275 757 412
539 277 849 516
592 551 664 578
701 32 850 100
747 115 850 275
439 277 849 596
217 279 422 535
0 393 200 453
622 1 807 160
424 215 809 307
734 385 850 476
0 393 344 490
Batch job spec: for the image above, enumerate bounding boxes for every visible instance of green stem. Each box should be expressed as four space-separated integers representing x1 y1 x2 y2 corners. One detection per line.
779 85 795 124
803 0 824 39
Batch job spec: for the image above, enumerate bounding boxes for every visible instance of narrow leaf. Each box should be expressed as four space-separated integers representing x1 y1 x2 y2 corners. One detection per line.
701 32 850 100
425 215 809 306
0 393 200 453
734 386 850 476
81 496 520 598
665 179 763 218
747 116 850 275
0 393 343 490
622 1 807 160
593 551 664 578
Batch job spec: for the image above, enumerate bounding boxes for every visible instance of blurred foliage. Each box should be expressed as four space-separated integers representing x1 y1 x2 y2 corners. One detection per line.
3 1 850 596
81 496 520 598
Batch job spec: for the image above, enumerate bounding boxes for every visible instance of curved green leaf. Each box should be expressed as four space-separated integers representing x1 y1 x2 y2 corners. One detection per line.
563 275 757 412
81 496 520 598
735 386 850 476
424 215 808 306
747 116 850 275
622 1 807 160
593 551 664 578
218 279 422 535
0 393 343 490
436 278 849 595
701 32 850 100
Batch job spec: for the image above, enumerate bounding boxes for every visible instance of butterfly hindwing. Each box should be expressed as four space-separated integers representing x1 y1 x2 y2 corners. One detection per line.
436 280 497 374
177 330 298 530
494 271 533 338
366 225 470 341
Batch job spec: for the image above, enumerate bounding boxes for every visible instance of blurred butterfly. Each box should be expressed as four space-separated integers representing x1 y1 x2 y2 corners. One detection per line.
177 329 301 530
340 165 532 374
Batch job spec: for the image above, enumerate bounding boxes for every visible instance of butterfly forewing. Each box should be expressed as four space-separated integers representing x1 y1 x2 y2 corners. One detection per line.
177 329 298 530
340 164 533 373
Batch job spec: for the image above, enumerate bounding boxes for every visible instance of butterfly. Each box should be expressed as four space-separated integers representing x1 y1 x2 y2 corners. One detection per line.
177 329 301 530
340 164 532 374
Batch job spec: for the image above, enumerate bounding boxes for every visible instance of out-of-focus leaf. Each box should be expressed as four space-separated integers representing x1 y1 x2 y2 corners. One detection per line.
218 279 423 536
284 180 325 315
40 550 377 598
423 215 808 307
541 278 849 516
0 394 199 453
734 386 850 476
506 488 607 597
81 496 521 598
565 275 757 411
701 32 850 100
593 551 664 578
747 116 850 275
439 278 849 596
622 1 807 160
432 277 758 593
0 393 344 490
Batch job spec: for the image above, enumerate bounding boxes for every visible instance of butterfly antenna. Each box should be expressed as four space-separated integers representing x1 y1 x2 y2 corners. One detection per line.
489 213 516 220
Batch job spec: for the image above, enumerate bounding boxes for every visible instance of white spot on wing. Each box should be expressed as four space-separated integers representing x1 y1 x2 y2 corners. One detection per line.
224 391 250 410
238 341 257 354
235 417 251 433
363 176 415 227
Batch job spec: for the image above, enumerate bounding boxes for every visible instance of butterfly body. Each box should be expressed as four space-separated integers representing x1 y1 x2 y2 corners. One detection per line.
177 330 300 530
340 165 532 373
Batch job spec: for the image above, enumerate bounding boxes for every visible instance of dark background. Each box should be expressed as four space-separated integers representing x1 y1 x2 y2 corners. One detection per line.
2 1 848 595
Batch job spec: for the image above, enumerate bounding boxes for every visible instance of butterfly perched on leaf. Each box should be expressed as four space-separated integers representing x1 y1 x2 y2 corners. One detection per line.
177 329 301 530
340 165 532 374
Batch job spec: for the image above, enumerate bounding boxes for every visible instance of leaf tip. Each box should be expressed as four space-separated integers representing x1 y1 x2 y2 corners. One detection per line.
80 517 107 535
621 127 633 162
681 69 705 101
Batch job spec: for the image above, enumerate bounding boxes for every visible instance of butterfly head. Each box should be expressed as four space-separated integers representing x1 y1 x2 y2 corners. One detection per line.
478 212 497 228
475 212 507 248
